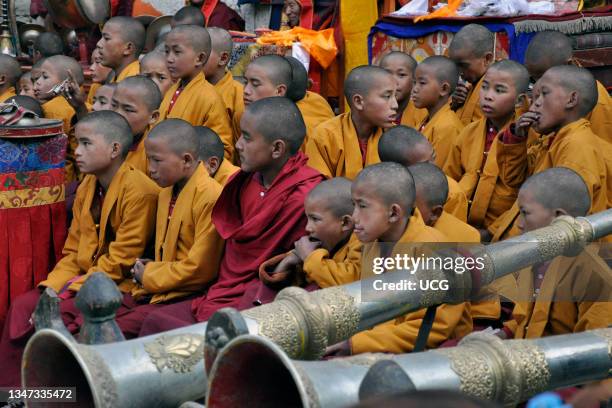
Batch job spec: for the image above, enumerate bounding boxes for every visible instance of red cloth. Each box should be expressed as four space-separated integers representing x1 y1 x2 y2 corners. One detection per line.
191 152 324 322
138 298 196 336
205 1 246 32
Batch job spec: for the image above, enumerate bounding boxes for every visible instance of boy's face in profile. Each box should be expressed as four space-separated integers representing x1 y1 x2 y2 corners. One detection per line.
97 22 126 69
92 85 114 112
165 31 203 81
90 50 112 84
358 74 398 129
243 63 283 106
529 72 569 134
74 123 116 175
236 111 275 173
380 56 413 104
351 180 393 243
411 65 444 110
304 196 352 252
141 58 173 97
517 188 556 233
111 85 157 136
33 62 62 101
145 136 187 188
449 47 488 84
479 68 518 122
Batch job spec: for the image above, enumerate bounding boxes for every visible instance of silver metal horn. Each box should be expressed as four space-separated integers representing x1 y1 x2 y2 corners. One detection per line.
206 328 612 408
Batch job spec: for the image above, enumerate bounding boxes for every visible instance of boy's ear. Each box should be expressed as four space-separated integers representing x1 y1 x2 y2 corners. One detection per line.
566 90 579 111
149 110 160 126
352 93 365 111
515 93 528 110
219 51 230 67
205 156 221 175
430 205 444 225
276 83 288 97
123 41 135 57
110 141 122 159
271 139 287 159
388 203 402 223
0 73 6 86
341 214 354 232
440 81 452 97
484 51 494 67
196 51 208 68
553 208 569 218
183 151 197 166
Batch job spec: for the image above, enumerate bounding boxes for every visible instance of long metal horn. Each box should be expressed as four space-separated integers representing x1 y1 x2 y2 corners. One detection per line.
206 329 612 408
204 210 612 368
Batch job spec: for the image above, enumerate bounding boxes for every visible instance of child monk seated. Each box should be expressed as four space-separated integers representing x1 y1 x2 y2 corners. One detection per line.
0 111 159 386
195 125 239 186
139 51 174 97
306 65 398 179
138 97 324 335
325 163 472 356
97 16 145 83
378 125 468 222
411 56 464 168
500 167 611 339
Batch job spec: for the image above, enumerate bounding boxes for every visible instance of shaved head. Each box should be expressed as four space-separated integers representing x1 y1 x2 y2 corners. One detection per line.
116 75 162 111
344 65 394 103
308 177 354 217
244 97 305 154
285 56 308 102
543 65 598 116
521 167 590 217
0 55 22 87
173 6 205 27
250 55 293 86
6 95 43 117
105 16 146 56
378 126 432 166
525 31 573 79
408 162 448 207
167 24 211 55
208 27 233 54
419 56 459 93
77 111 134 156
33 32 64 59
195 126 225 161
140 51 165 66
488 59 530 94
42 55 84 84
380 51 417 73
354 162 416 212
148 119 199 157
449 24 494 58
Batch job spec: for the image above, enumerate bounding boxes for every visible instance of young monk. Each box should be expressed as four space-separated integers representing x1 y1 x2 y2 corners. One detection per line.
91 83 116 112
32 32 64 63
448 24 495 125
114 119 224 337
159 25 234 160
242 55 292 107
0 111 158 386
111 75 162 174
172 5 205 27
17 72 35 98
86 48 113 106
195 125 240 186
325 163 471 355
204 27 244 154
444 60 530 231
305 65 398 179
411 56 464 168
0 55 21 102
524 31 611 143
140 51 174 97
97 17 145 83
490 65 609 242
138 97 325 334
500 167 611 339
379 51 426 127
255 177 361 302
378 125 468 222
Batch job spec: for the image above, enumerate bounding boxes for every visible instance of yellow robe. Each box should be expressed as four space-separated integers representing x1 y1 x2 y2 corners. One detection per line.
305 112 382 179
132 164 224 304
296 91 335 148
0 86 16 102
213 158 240 186
587 80 612 144
400 100 427 128
350 211 472 354
491 119 608 241
86 83 101 106
303 233 362 288
504 246 612 339
42 96 78 182
159 72 234 160
111 60 140 83
455 76 484 126
418 103 464 168
214 70 244 163
40 163 159 293
445 176 468 222
433 211 480 243
125 137 149 175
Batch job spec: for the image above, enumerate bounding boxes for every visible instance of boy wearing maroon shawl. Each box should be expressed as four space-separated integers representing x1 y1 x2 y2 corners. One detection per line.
139 97 324 335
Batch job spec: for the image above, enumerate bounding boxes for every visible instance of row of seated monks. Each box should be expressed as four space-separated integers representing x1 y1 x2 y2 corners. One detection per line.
0 9 610 403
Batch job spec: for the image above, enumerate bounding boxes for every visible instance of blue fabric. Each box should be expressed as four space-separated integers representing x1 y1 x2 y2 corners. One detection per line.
0 134 66 173
368 19 533 63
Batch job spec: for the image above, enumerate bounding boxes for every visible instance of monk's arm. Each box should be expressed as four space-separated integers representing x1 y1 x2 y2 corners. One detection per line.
303 241 362 288
204 100 235 161
443 131 465 182
304 128 334 179
495 131 529 189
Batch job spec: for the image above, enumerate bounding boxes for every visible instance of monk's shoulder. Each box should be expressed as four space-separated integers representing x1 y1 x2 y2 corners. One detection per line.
311 113 346 143
194 170 223 205
75 174 97 199
121 166 160 198
417 224 449 243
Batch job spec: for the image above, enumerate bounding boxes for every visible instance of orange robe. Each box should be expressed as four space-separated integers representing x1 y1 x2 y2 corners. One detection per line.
0 87 16 102
418 103 464 168
86 83 101 106
445 176 468 222
111 60 141 83
455 76 484 126
490 119 608 241
159 72 234 160
40 163 159 293
433 211 480 243
132 164 224 304
303 233 362 288
296 91 335 148
587 80 612 144
214 70 244 163
305 112 382 179
400 99 427 128
213 158 240 186
125 132 150 175
504 245 612 339
350 211 472 354
42 96 78 182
